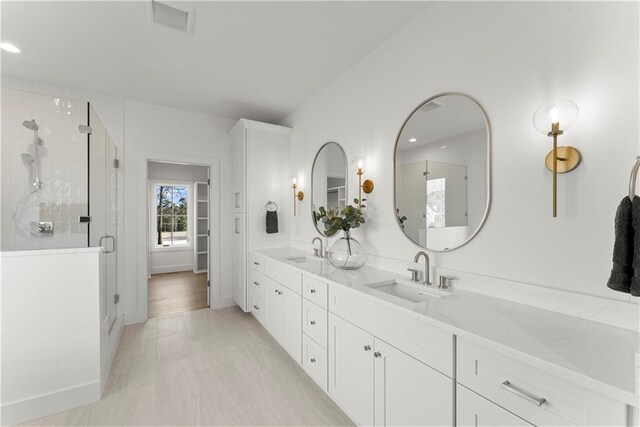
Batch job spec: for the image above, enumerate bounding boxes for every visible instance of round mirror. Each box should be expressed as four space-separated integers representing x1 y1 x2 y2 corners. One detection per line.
394 93 491 251
311 142 348 237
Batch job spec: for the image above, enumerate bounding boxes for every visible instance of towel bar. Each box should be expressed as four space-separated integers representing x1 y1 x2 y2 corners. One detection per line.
629 157 640 200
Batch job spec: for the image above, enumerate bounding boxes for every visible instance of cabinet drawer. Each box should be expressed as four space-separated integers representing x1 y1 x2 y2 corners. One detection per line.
303 299 327 348
250 253 265 273
251 293 265 326
302 333 328 390
303 274 328 308
250 269 266 299
265 258 302 294
457 384 533 427
457 338 627 427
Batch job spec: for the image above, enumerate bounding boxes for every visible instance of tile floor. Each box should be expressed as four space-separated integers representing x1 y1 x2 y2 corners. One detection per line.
22 307 353 426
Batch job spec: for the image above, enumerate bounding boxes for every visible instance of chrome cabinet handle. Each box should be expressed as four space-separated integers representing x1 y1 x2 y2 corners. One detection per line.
501 381 546 407
253 261 260 266
310 289 316 294
374 351 381 358
310 358 316 363
235 192 240 208
253 281 260 286
253 305 260 310
234 218 240 234
310 320 316 325
364 345 371 351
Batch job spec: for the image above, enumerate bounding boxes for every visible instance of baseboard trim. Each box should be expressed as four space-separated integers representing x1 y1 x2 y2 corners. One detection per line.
213 296 235 310
2 381 101 426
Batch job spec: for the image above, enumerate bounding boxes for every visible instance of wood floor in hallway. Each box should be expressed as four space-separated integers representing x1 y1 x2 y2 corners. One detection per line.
148 271 208 318
21 307 354 427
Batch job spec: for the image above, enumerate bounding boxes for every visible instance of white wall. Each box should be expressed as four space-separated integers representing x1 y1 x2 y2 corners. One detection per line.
148 162 208 275
125 100 235 321
283 2 640 301
1 248 102 426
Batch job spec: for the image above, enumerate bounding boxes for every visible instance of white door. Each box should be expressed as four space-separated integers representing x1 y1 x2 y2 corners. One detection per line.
457 385 533 427
374 338 454 426
282 287 302 364
265 281 284 341
232 133 246 213
328 313 374 426
232 213 247 311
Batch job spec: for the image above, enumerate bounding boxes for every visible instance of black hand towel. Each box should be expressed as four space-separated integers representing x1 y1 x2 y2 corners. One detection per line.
266 210 278 234
607 197 633 294
630 197 640 296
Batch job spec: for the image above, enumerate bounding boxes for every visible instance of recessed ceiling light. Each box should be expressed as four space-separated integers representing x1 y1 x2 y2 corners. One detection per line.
441 145 448 149
0 42 20 53
409 138 417 143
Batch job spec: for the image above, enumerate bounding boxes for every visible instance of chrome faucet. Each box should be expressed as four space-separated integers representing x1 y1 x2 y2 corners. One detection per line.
413 251 431 286
312 237 324 258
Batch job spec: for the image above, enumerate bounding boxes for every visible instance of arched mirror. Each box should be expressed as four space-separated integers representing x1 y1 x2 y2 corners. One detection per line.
394 93 491 251
311 142 348 237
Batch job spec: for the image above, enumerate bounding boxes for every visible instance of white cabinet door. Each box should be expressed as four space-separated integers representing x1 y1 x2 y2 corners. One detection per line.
265 281 283 342
457 385 533 427
328 313 374 426
374 338 454 427
232 213 247 311
232 133 246 213
282 287 302 364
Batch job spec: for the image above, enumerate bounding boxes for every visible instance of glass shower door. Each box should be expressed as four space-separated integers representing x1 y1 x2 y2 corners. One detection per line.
88 104 118 334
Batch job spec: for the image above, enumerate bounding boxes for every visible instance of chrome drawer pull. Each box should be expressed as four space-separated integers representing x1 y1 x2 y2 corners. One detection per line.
501 381 546 407
310 289 316 293
310 358 316 363
253 261 260 266
310 320 316 325
253 305 260 310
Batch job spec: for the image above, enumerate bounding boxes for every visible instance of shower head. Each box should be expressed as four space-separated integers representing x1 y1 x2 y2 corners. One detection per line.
22 119 39 131
21 153 34 164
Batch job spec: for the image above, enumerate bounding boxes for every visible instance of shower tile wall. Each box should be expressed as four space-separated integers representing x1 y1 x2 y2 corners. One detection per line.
1 87 88 250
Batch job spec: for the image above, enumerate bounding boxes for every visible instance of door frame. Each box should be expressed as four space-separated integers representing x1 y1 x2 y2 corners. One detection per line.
137 151 221 321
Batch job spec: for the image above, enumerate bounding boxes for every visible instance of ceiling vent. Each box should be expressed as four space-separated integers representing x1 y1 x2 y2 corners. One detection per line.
419 100 444 113
147 1 194 34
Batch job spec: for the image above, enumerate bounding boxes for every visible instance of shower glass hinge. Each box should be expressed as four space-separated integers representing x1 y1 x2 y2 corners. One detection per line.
113 294 120 304
113 159 120 168
79 216 92 223
207 280 210 287
78 125 92 134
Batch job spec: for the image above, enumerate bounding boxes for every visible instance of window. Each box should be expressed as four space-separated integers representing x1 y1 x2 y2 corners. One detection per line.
426 178 446 228
155 183 190 247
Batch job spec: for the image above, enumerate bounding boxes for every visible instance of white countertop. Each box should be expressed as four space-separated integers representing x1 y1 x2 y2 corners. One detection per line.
256 247 640 406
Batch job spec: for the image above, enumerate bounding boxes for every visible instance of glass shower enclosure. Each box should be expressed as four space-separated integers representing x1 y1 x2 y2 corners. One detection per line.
0 88 119 333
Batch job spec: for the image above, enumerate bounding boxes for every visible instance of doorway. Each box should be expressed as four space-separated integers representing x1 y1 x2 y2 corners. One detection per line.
147 160 210 318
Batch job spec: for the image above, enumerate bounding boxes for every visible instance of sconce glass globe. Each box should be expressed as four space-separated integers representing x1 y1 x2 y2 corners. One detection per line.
533 99 579 134
351 157 366 173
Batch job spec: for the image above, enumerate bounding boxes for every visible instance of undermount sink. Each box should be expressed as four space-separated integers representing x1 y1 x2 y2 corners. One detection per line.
284 255 322 264
368 280 449 303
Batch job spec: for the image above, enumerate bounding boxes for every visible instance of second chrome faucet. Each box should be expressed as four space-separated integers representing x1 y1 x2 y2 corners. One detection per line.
408 251 431 286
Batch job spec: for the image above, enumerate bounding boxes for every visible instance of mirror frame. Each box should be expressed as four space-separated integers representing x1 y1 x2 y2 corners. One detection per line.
310 141 349 237
393 92 492 252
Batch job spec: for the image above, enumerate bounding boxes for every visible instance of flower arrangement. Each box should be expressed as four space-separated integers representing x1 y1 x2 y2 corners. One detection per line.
314 198 366 237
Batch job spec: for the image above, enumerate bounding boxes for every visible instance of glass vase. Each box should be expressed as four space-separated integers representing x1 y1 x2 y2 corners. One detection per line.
328 230 367 270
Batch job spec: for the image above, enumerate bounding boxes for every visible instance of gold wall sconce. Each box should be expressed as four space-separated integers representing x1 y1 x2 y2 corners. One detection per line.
353 158 374 209
292 178 304 216
533 99 581 217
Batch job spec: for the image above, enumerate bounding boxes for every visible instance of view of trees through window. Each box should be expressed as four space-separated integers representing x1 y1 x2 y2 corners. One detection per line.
156 184 189 247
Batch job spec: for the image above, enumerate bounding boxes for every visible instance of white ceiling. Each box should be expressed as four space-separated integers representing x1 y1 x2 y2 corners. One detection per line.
1 1 428 123
397 95 487 150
